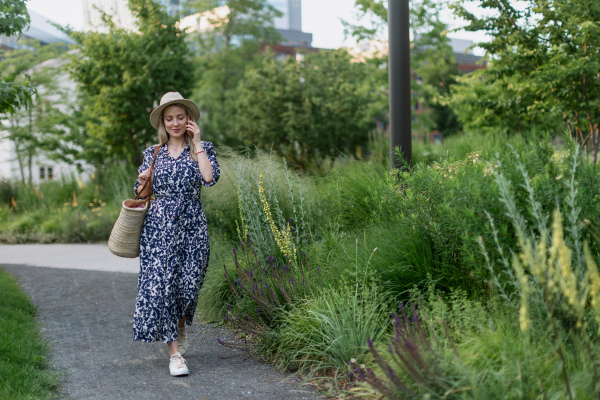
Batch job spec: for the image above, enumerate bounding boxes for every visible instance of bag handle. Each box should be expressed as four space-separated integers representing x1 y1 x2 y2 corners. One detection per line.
134 145 161 203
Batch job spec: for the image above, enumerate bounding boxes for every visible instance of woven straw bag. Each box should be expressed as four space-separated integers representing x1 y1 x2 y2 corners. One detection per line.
108 146 160 258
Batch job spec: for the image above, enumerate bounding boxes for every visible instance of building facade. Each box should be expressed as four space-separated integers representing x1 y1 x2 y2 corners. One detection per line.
0 9 75 50
0 12 83 183
179 0 314 59
84 0 184 32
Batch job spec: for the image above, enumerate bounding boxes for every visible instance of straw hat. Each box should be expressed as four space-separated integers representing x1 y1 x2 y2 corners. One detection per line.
149 92 201 129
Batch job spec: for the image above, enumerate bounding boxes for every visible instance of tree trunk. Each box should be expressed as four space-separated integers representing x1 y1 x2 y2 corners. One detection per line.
28 107 33 184
566 117 575 140
14 141 25 182
594 113 600 162
27 149 33 184
582 72 597 162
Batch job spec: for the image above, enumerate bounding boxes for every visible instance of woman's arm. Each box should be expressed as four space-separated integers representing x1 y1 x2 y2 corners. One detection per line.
187 120 220 186
194 143 213 184
135 147 154 198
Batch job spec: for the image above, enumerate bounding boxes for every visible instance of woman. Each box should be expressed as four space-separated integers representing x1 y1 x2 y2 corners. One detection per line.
133 92 220 376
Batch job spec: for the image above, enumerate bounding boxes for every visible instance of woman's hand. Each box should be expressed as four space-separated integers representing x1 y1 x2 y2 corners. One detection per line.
138 169 152 183
186 120 202 144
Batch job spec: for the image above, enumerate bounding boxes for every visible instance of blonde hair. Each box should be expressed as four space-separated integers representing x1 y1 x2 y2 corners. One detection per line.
157 103 201 162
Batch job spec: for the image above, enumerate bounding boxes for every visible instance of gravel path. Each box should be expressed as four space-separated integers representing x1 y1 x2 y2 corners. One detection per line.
2 258 323 400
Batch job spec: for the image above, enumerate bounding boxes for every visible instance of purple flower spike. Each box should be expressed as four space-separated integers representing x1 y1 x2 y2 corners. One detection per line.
255 306 259 314
387 366 396 380
399 302 404 310
223 264 227 270
367 337 374 347
412 313 419 323
237 279 241 285
249 270 253 277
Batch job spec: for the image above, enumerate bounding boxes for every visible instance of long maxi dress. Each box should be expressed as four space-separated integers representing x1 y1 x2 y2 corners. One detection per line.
132 141 220 343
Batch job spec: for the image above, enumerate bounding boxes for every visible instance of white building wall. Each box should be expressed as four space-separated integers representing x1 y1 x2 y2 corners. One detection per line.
84 0 185 32
84 0 137 32
0 56 91 184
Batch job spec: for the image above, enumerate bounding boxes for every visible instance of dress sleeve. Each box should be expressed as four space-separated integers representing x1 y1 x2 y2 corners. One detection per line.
134 146 155 198
200 141 220 187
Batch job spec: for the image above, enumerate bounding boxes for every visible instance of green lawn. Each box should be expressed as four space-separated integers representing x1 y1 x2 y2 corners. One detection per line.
0 268 58 400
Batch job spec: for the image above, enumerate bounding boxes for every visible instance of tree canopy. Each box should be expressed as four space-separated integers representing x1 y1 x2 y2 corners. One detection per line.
0 0 35 115
0 39 71 181
344 0 462 137
233 49 383 171
69 0 194 168
186 0 282 147
449 0 600 159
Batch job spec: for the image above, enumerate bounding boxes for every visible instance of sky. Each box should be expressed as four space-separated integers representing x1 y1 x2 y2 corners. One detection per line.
25 0 488 53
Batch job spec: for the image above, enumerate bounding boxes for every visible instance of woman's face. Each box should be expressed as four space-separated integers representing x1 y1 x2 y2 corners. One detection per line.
163 105 188 139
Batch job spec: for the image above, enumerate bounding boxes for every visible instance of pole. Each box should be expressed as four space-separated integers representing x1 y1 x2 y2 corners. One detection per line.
388 0 412 169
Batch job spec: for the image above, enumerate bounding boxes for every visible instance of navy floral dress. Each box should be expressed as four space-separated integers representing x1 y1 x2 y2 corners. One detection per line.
132 141 220 343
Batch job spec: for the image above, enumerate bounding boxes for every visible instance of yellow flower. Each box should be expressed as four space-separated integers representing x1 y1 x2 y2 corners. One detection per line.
513 254 530 332
585 245 600 332
259 174 296 261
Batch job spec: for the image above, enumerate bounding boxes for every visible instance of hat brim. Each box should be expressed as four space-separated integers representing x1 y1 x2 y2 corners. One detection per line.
149 99 201 129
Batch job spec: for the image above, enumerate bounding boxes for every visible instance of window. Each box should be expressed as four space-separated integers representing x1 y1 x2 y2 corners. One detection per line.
39 166 55 181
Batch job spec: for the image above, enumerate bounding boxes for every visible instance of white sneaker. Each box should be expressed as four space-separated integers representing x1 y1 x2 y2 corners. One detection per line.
169 352 189 376
178 325 187 356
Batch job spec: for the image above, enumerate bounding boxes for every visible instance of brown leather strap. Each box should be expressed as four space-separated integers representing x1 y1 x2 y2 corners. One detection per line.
134 145 161 203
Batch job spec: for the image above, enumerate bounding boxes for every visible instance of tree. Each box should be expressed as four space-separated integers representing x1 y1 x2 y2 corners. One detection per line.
185 0 282 147
343 0 463 137
450 0 600 159
0 0 35 115
69 0 193 169
233 49 383 171
0 39 70 182
443 67 563 136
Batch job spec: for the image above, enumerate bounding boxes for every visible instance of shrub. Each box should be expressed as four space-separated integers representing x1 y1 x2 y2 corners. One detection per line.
233 150 313 262
222 246 321 344
350 142 600 399
315 134 600 300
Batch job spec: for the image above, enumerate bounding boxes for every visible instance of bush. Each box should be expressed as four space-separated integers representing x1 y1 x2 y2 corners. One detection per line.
350 141 600 399
312 134 600 301
352 207 600 398
0 165 126 243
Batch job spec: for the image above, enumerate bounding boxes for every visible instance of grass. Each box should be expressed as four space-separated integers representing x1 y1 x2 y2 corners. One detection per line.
0 268 59 399
3 131 600 398
276 283 392 380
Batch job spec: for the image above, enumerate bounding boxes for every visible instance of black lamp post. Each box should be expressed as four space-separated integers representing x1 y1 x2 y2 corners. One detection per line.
388 0 412 169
